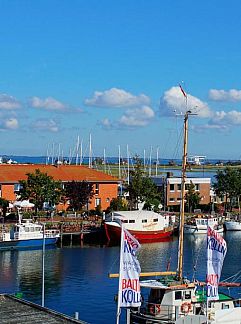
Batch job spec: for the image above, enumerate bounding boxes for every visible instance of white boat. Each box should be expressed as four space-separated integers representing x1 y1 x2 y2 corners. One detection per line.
0 219 60 250
224 220 241 231
128 109 241 324
184 215 223 234
104 210 174 244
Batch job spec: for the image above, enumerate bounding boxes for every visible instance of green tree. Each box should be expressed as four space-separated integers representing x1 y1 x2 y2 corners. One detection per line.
106 197 128 212
19 169 63 212
214 167 241 212
0 198 9 217
185 181 201 212
127 157 161 209
64 181 94 212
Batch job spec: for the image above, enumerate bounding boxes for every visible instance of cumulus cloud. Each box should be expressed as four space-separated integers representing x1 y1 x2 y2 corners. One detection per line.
85 88 150 108
32 119 59 132
0 94 21 110
160 86 211 118
29 96 67 111
209 89 241 101
193 110 241 132
119 106 155 127
99 118 113 129
4 118 19 130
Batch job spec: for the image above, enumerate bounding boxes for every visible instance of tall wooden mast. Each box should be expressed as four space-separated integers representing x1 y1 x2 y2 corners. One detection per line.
177 111 189 281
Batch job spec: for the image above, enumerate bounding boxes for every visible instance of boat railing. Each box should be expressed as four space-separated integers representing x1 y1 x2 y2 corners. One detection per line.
134 301 177 321
45 229 60 238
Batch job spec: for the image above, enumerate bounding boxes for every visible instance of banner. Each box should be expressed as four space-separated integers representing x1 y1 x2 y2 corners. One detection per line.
206 226 227 301
117 227 141 308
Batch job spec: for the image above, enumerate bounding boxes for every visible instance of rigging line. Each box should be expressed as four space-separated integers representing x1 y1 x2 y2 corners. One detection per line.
222 269 241 282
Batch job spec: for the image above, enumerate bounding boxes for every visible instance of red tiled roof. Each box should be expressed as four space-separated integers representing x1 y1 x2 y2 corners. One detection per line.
0 164 119 183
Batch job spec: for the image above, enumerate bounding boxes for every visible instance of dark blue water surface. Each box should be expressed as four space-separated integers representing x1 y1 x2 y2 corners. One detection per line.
0 233 240 323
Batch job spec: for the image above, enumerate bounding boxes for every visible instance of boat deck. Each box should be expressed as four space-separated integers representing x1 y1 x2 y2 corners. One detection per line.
0 294 88 323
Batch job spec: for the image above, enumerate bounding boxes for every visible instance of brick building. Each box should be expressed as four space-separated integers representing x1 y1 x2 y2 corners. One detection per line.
0 164 119 211
166 177 211 207
151 176 211 210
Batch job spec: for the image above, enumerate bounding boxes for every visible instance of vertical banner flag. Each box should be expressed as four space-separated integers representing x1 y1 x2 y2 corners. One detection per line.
179 84 187 98
118 227 141 308
206 226 227 301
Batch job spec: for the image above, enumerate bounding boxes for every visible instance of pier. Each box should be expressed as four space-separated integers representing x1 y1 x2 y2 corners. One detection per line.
0 294 88 323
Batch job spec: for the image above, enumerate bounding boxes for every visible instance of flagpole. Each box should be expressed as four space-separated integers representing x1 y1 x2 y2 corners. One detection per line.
116 225 124 324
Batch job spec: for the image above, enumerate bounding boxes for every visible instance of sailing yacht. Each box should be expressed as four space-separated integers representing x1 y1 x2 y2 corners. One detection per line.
129 110 241 323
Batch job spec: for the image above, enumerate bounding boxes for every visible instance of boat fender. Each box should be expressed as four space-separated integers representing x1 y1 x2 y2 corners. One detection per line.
181 302 192 314
149 304 161 315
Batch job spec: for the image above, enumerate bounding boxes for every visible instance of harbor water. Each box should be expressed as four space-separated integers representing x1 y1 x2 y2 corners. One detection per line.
0 233 240 323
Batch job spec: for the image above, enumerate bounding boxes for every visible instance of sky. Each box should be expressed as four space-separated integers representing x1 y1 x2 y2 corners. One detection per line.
1 0 241 160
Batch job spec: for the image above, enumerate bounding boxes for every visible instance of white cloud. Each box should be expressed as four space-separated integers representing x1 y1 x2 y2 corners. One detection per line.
4 118 19 130
32 119 59 132
119 106 155 127
85 88 150 108
99 118 113 129
160 86 211 118
209 89 241 101
29 96 67 111
211 110 241 126
0 94 21 110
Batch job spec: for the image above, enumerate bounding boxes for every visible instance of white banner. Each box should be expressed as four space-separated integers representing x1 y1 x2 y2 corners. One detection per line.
117 227 141 308
207 226 227 301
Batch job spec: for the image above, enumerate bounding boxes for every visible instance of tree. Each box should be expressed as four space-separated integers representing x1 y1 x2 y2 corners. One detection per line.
106 197 128 213
185 181 201 212
214 167 241 212
64 181 94 212
0 198 9 217
19 169 63 212
127 157 161 209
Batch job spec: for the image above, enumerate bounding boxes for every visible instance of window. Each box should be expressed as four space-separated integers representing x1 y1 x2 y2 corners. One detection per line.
129 220 135 223
170 184 175 191
122 220 128 223
95 198 101 207
185 184 190 190
95 183 99 195
177 198 181 201
195 184 200 191
177 184 182 191
185 291 191 299
14 183 21 192
175 291 182 300
153 218 158 222
169 198 175 202
142 219 147 223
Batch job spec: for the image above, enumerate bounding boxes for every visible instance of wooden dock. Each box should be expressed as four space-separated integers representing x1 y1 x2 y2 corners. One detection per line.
0 294 88 323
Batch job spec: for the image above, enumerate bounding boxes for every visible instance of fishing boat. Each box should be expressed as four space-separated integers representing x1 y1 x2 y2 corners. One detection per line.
184 215 223 234
104 210 174 244
0 218 60 250
127 107 241 323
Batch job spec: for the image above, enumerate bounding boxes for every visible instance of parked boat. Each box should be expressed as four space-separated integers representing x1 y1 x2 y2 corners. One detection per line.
104 210 174 244
184 215 223 234
128 109 241 323
224 220 241 231
0 219 60 250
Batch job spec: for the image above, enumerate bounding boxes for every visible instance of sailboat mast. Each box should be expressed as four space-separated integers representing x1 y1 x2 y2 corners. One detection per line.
177 111 189 281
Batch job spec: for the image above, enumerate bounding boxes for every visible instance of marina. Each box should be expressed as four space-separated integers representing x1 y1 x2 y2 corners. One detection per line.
0 233 241 323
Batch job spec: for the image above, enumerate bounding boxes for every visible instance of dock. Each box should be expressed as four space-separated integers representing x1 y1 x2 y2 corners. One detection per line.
0 294 88 323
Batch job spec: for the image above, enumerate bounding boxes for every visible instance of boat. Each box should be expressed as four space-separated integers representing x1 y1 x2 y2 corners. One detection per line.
127 107 241 323
0 218 60 250
104 210 174 244
184 215 223 234
224 220 241 231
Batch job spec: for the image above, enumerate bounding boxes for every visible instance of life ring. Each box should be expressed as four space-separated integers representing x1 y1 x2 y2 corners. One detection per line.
149 304 161 315
181 302 192 314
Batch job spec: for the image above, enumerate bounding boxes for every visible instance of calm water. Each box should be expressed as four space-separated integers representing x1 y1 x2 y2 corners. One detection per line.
0 233 240 323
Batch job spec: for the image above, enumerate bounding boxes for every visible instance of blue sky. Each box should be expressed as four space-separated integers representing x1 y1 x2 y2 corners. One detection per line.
1 0 241 160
